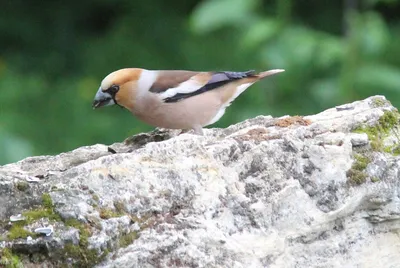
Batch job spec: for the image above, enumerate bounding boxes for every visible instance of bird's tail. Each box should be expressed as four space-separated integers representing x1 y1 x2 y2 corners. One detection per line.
257 69 285 79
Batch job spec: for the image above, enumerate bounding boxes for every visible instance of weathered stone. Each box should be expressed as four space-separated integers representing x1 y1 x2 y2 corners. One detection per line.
1 95 400 268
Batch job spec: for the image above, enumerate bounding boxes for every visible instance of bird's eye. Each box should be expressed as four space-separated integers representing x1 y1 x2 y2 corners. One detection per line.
106 85 119 95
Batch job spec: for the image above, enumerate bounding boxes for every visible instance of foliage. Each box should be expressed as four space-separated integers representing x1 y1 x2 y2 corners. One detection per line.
1 0 400 164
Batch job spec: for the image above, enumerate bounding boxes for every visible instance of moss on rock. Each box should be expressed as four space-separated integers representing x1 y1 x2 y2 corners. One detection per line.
113 200 128 215
353 110 400 154
0 248 23 268
41 193 53 209
62 243 103 268
15 182 29 192
346 169 368 185
7 194 62 241
61 218 108 267
7 223 35 240
23 208 61 223
371 177 380 183
347 153 371 185
118 231 138 248
370 97 391 108
99 208 123 220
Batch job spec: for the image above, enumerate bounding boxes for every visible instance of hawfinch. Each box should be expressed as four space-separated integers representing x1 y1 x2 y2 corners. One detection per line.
92 68 284 135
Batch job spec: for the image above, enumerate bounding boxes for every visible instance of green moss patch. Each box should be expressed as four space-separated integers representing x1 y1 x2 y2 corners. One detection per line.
15 181 29 192
118 231 138 248
348 110 400 184
346 169 368 185
352 154 370 170
41 193 53 209
346 153 371 185
353 111 400 153
113 200 127 214
371 177 380 183
62 218 107 267
379 111 399 130
7 223 35 240
4 193 144 266
63 243 102 268
99 208 123 220
392 146 400 156
64 219 91 248
91 194 99 202
370 97 391 108
383 143 400 156
17 193 61 225
0 248 22 268
7 193 61 241
22 208 61 223
5 193 114 266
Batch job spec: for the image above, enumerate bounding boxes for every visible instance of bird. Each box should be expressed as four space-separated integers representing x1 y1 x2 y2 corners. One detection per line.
92 68 284 135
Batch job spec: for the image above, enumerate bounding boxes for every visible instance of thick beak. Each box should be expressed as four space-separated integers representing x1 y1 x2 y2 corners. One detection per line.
92 88 115 109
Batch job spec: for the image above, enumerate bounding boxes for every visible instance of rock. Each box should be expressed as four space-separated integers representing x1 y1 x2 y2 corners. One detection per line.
1 95 400 268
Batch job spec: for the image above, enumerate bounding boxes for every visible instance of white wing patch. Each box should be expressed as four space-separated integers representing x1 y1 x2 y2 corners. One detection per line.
205 82 254 126
158 77 204 99
137 70 158 96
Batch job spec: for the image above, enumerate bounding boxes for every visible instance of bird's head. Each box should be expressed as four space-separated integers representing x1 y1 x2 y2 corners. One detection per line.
92 68 141 111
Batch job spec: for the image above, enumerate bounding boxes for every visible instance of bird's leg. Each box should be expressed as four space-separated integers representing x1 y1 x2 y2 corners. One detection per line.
192 126 204 135
178 129 190 135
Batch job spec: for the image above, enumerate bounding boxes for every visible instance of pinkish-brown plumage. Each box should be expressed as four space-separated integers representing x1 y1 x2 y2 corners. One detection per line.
93 68 284 134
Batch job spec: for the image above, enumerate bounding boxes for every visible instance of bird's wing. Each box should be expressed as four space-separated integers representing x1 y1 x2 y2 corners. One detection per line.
149 70 200 93
151 70 257 103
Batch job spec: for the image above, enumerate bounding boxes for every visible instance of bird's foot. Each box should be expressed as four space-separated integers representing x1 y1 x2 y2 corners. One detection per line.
192 126 204 135
178 129 190 135
175 127 204 136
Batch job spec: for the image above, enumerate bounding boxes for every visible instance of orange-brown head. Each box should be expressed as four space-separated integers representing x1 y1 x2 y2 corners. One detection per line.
92 68 143 111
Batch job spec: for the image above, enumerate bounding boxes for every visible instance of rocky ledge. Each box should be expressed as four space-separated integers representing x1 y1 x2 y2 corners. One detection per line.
1 95 400 268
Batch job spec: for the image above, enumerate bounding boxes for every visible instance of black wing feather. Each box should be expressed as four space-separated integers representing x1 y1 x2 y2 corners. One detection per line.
163 70 256 103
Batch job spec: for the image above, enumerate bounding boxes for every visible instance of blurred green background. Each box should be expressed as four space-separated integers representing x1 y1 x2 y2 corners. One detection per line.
1 0 400 164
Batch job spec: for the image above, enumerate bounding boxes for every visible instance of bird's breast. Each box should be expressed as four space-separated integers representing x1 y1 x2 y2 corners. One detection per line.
131 90 223 129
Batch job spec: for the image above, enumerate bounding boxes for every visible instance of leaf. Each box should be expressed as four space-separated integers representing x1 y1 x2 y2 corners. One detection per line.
190 0 259 34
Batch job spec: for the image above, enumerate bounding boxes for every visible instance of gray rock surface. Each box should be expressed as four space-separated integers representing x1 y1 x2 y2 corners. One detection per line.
1 95 400 268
